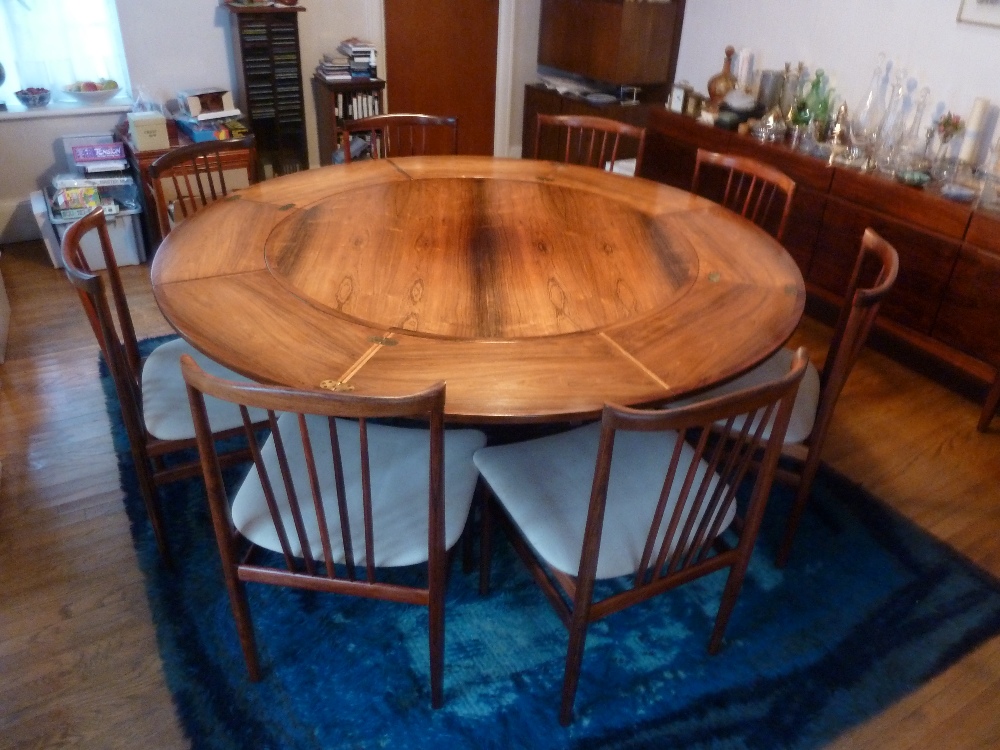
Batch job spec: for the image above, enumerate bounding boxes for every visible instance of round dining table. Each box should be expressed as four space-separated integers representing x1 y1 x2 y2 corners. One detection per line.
151 155 805 424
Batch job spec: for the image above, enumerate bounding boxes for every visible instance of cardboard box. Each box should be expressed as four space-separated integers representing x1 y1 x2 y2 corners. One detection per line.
177 87 241 121
127 111 170 151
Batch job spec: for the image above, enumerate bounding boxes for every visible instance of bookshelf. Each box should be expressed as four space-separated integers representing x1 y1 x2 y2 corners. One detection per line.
224 4 308 175
312 76 386 166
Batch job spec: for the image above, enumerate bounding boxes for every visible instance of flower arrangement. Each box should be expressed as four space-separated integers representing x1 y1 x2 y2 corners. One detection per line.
936 112 965 144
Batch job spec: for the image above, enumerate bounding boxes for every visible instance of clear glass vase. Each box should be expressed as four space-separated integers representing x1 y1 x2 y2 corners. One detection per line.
850 57 886 171
875 68 908 172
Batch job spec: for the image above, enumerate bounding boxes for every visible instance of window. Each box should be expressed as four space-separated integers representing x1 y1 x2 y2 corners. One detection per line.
0 0 129 104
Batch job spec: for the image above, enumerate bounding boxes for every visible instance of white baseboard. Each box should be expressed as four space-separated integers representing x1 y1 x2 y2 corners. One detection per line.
0 197 41 244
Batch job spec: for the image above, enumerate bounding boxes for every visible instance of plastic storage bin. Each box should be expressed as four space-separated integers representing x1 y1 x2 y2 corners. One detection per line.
30 190 146 270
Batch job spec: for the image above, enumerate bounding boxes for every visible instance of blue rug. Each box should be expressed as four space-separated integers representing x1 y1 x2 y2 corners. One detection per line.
105 337 1000 749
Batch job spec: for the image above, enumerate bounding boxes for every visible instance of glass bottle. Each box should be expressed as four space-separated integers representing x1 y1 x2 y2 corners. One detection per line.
895 87 931 173
780 61 803 122
707 46 737 109
875 68 908 172
850 57 886 171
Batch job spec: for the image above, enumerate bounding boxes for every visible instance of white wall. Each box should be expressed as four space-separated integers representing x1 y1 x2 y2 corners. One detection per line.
14 1 994 245
675 0 1000 146
0 0 379 243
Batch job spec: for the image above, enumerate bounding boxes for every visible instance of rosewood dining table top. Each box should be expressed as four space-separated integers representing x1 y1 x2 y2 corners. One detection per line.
150 155 805 424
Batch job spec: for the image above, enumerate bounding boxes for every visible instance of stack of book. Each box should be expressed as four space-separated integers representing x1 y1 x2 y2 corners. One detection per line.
316 54 352 83
336 37 377 79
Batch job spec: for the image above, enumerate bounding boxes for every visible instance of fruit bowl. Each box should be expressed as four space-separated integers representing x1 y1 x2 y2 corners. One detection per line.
63 82 122 104
15 88 51 108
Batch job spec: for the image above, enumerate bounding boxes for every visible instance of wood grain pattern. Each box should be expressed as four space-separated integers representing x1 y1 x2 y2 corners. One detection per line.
152 156 805 422
2 241 999 746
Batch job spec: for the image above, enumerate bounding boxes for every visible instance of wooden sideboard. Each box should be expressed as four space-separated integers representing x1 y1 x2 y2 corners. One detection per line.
639 108 1000 410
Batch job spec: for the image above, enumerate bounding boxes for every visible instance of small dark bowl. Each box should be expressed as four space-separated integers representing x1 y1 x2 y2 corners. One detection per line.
15 89 51 108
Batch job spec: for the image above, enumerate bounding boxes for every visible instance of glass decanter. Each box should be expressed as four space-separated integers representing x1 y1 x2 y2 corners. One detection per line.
875 68 908 173
893 87 931 175
780 61 804 122
850 57 886 171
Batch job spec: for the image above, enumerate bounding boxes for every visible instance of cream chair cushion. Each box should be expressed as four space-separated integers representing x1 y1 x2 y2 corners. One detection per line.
474 422 734 580
233 413 486 567
143 337 265 441
681 347 821 445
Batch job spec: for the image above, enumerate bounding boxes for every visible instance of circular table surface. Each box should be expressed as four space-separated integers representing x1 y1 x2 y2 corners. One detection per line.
151 156 805 423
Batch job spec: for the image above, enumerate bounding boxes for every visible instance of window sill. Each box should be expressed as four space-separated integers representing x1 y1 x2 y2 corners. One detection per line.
0 98 133 122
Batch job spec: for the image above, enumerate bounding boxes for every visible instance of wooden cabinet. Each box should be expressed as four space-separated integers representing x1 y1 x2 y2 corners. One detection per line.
225 4 308 175
640 107 999 398
522 83 651 159
312 77 386 166
934 210 1000 365
813 196 962 334
538 0 685 88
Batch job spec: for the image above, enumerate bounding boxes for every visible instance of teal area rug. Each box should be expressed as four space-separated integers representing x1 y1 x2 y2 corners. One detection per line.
105 337 1000 749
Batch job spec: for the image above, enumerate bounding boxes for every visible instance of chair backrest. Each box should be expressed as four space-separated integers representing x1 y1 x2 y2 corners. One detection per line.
533 113 646 175
182 353 448 584
61 207 147 458
147 134 258 238
813 228 899 448
341 113 459 163
691 149 796 242
578 348 808 607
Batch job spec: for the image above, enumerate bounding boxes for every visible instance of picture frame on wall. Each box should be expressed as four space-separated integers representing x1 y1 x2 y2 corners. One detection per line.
958 0 1000 28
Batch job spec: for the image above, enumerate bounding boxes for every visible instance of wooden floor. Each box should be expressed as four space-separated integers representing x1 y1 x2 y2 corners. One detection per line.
1 239 998 748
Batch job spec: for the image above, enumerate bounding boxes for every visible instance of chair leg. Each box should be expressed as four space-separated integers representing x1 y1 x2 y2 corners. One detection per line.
707 557 753 655
429 554 446 708
461 505 476 575
479 485 494 596
224 575 262 681
131 446 171 565
558 610 591 726
978 371 1000 432
775 457 822 569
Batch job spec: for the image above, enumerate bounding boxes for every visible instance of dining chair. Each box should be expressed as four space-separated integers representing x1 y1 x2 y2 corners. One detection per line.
475 349 809 725
61 207 266 562
533 113 646 175
679 228 899 567
181 356 486 708
147 134 258 239
978 371 1000 431
691 148 796 242
340 113 459 163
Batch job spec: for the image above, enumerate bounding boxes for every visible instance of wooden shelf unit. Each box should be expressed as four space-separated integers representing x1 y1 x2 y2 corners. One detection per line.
538 0 686 87
225 4 308 175
312 77 386 166
639 107 1000 408
524 0 685 155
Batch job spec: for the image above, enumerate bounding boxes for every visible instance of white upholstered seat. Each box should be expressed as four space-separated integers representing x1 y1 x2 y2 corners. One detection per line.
142 337 264 441
233 412 486 565
474 421 733 580
679 347 821 445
